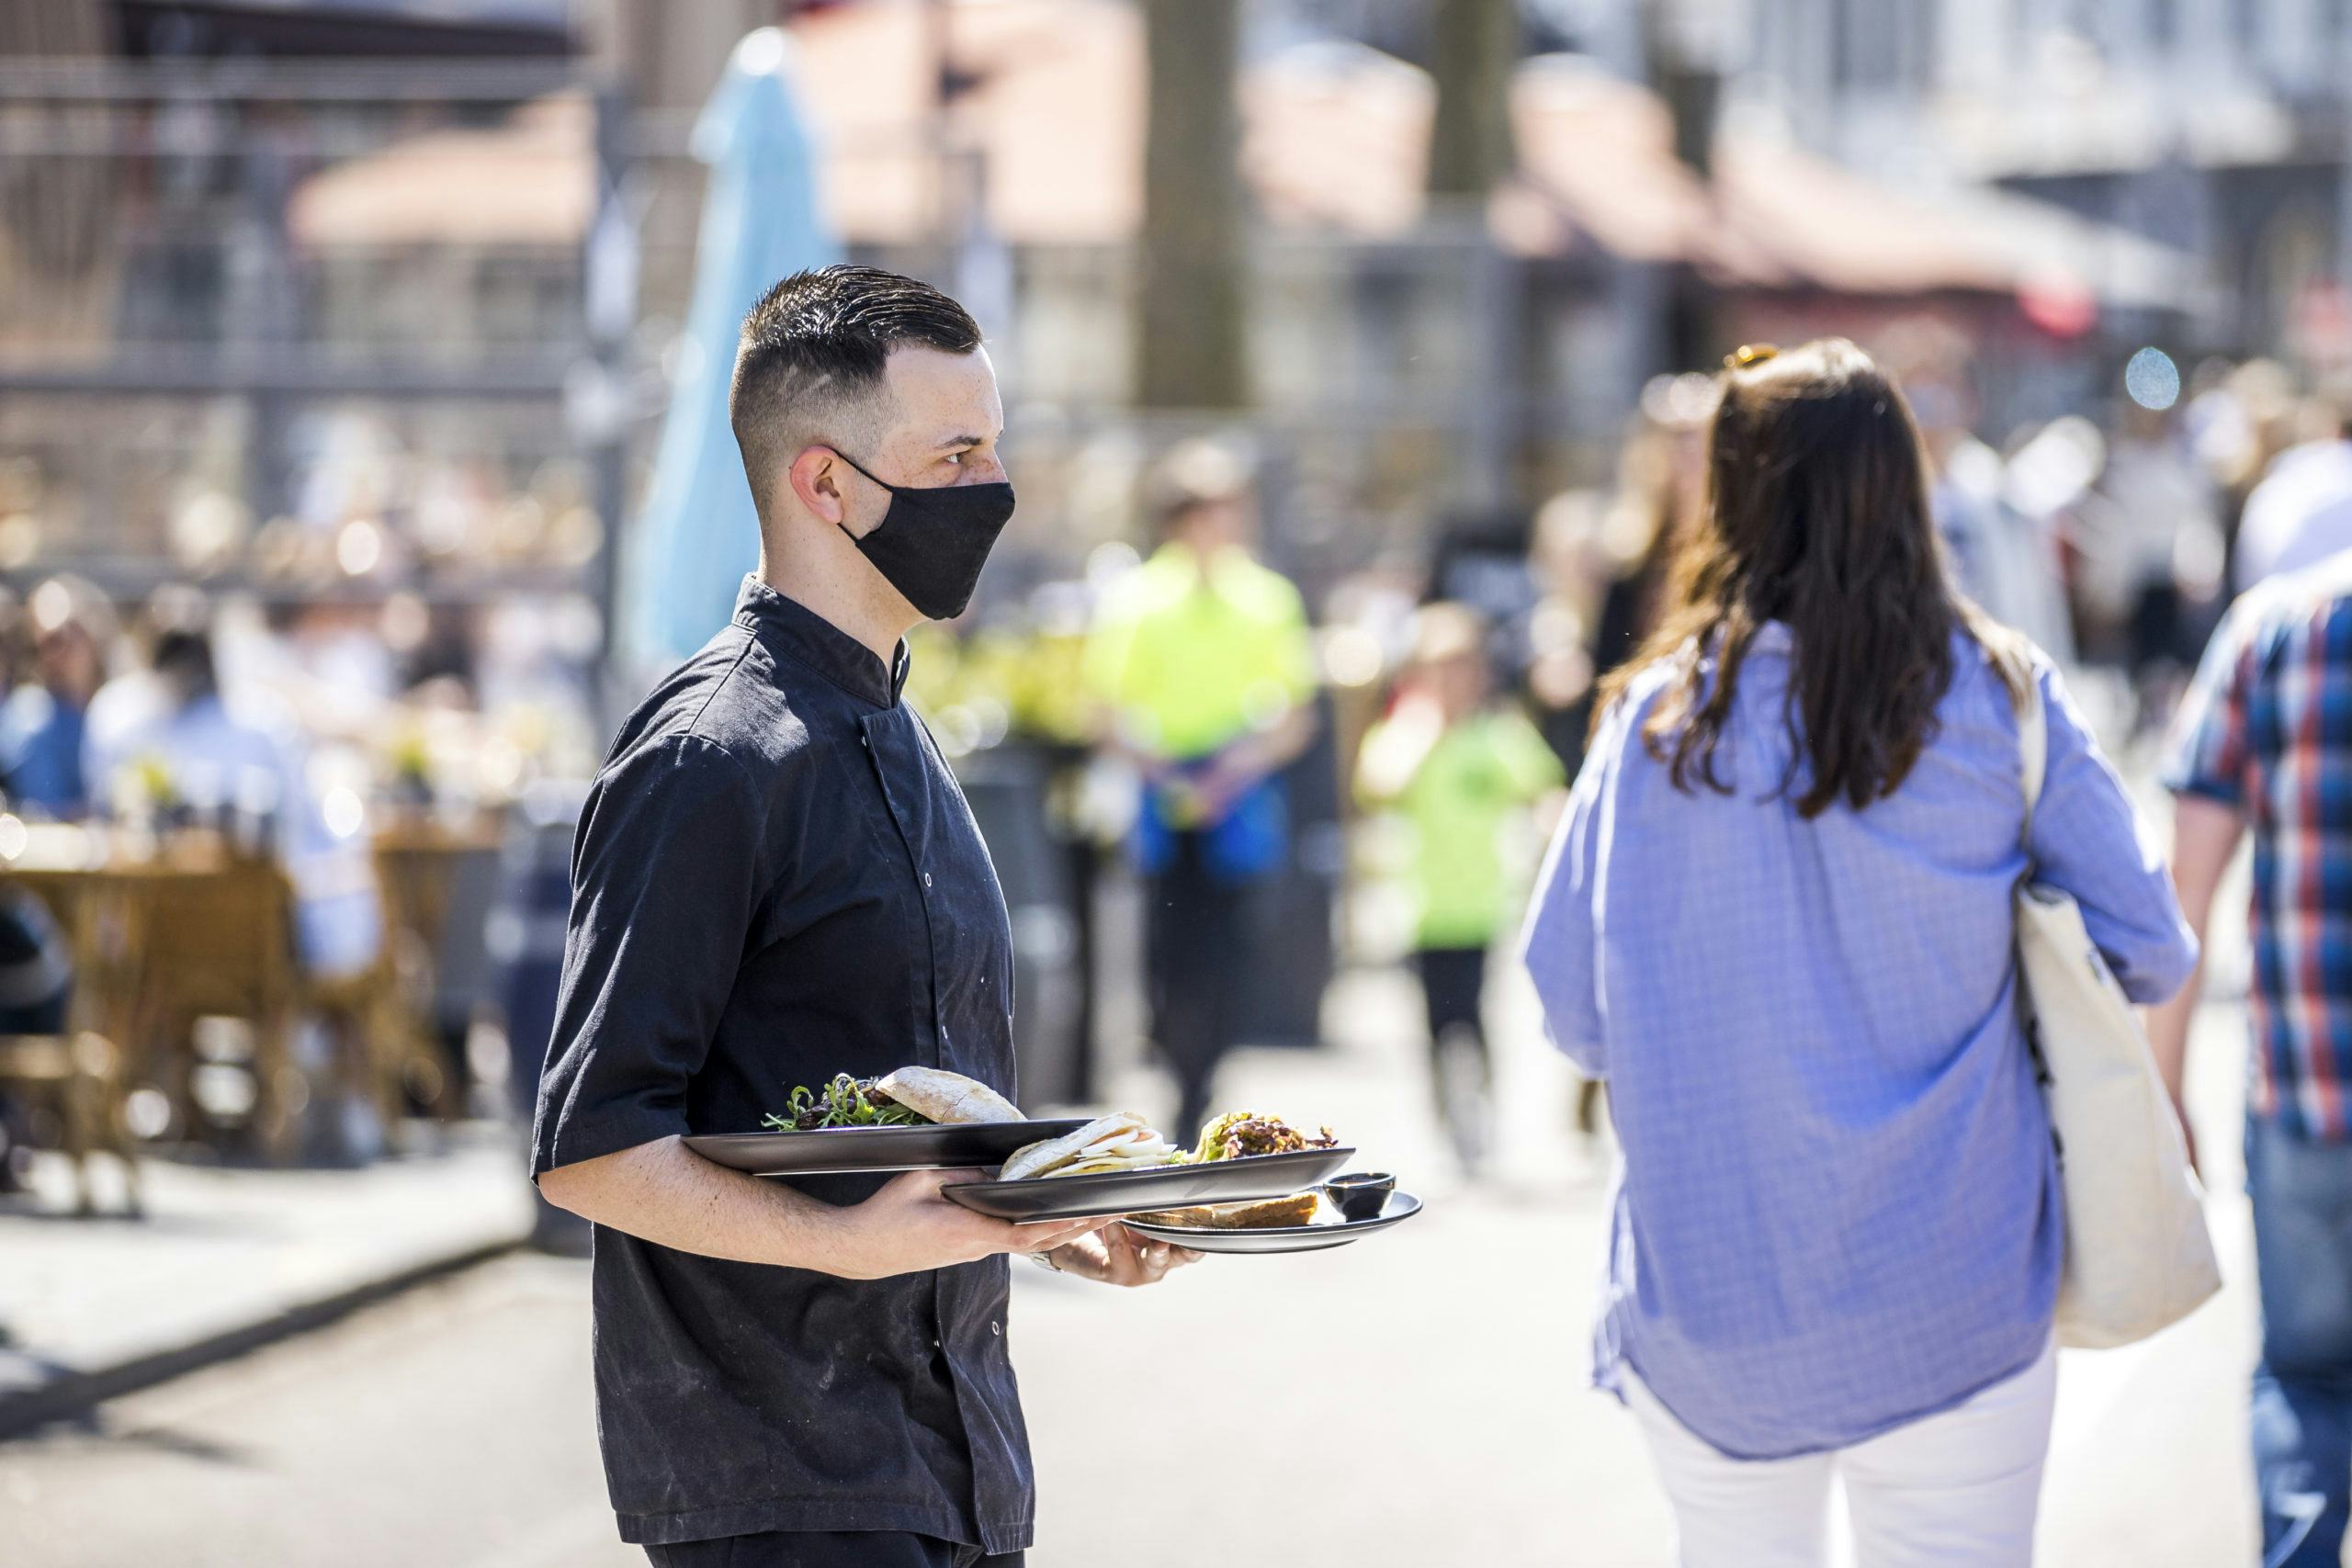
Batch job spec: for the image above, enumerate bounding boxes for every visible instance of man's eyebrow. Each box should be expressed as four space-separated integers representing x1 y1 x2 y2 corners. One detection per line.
933 432 995 451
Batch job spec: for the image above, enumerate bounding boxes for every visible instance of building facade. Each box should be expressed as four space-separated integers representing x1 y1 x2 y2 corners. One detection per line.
1737 0 2352 359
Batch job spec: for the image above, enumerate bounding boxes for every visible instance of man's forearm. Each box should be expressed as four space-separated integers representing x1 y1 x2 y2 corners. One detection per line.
540 1137 1107 1282
538 1137 844 1270
1257 703 1317 773
2150 795 2246 1102
1215 705 1317 788
2145 966 2204 1105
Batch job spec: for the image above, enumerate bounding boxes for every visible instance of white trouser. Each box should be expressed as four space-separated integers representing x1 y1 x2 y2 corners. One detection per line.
1623 1337 2058 1568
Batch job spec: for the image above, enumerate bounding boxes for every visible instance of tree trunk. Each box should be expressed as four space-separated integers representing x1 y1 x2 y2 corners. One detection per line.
1643 1 1723 371
1136 0 1247 411
1428 0 1519 198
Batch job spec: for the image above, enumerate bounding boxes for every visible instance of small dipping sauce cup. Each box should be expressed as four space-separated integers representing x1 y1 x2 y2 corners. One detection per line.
1323 1171 1396 1222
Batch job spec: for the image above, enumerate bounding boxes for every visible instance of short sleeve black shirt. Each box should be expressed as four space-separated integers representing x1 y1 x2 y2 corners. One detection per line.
532 578 1031 1552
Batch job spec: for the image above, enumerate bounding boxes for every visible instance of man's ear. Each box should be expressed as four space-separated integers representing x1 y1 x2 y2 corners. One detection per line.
785 446 849 527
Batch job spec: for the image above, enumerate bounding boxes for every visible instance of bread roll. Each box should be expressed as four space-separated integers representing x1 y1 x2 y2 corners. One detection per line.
872 1067 1023 1126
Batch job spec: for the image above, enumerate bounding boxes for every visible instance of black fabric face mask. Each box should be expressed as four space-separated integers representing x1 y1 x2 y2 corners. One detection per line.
833 450 1016 621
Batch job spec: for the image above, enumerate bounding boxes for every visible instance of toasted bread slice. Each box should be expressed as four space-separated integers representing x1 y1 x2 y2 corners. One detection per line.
1207 1192 1321 1228
1129 1192 1321 1230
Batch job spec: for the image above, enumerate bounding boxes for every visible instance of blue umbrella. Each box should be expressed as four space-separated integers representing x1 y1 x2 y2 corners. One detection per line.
622 27 840 674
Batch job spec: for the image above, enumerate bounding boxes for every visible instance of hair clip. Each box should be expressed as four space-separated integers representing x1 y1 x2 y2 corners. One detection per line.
1725 344 1780 369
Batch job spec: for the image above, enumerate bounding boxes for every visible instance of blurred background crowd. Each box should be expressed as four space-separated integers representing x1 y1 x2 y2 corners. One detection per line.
3 1 2351 1563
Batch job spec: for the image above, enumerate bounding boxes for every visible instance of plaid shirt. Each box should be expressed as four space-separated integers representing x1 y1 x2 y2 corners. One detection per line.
2165 554 2352 1141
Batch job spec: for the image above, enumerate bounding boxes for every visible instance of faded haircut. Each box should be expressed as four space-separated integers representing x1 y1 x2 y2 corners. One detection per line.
727 265 983 515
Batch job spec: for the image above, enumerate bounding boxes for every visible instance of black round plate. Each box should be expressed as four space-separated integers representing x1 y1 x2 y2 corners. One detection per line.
684 1119 1093 1179
942 1147 1356 1221
1119 1190 1423 1254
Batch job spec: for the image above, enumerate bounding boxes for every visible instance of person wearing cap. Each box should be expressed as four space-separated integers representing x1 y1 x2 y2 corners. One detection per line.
1081 443 1318 1142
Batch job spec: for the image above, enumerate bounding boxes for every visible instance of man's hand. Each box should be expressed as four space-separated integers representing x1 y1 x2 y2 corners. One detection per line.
830 1169 1109 1281
1040 1224 1203 1288
2151 793 2244 1189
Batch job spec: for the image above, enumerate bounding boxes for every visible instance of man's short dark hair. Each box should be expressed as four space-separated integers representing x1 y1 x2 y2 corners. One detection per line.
728 265 983 514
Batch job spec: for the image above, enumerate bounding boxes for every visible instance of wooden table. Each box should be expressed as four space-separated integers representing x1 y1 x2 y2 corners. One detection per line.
2 825 234 1048
4 825 305 1156
3 811 511 1154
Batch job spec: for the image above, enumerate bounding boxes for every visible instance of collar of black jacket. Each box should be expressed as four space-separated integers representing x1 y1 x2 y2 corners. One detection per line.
732 575 910 709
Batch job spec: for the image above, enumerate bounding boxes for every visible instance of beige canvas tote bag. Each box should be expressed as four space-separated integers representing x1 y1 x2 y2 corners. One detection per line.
2015 661 2222 1348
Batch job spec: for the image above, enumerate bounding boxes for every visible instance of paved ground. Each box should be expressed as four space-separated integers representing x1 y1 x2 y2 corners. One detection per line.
3 1254 628 1568
0 1127 536 1425
2 957 2267 1567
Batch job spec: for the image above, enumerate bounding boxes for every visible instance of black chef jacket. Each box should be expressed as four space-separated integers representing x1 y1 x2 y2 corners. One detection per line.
531 577 1033 1552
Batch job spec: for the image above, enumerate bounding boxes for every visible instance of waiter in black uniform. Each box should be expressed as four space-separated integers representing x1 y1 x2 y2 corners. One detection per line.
533 265 1197 1568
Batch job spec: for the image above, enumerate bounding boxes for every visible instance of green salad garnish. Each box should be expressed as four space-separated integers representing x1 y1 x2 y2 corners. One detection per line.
762 1074 930 1132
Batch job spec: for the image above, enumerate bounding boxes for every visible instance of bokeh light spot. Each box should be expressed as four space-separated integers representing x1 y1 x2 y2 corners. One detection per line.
2125 347 2181 412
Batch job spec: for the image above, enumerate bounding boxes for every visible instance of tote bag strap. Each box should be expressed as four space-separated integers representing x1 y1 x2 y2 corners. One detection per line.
2008 649 2056 1097
2012 650 2048 847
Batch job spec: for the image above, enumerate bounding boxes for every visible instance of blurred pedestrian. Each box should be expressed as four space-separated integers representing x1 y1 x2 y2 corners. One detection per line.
1523 340 2196 1567
85 587 381 978
1083 440 1318 1142
1355 603 1563 1174
2153 553 2352 1568
2188 357 2303 595
1539 378 1711 770
0 884 73 1194
2093 394 2224 721
1904 348 2075 661
0 575 114 818
2233 388 2352 590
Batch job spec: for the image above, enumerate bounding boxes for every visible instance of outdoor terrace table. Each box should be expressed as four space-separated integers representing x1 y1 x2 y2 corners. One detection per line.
1 823 307 1157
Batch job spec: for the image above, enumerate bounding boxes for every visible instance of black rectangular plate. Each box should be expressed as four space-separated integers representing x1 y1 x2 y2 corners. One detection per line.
685 1119 1093 1179
942 1146 1355 1221
1119 1190 1422 1254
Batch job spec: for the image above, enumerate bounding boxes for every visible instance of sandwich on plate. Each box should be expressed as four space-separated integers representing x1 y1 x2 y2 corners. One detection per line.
1186 1111 1340 1161
1127 1193 1323 1230
1000 1113 1182 1180
871 1067 1023 1124
762 1067 1023 1132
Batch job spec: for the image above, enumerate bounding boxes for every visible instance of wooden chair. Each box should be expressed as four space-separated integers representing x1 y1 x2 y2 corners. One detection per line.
369 818 503 1120
0 1031 139 1213
307 950 443 1129
132 856 307 1160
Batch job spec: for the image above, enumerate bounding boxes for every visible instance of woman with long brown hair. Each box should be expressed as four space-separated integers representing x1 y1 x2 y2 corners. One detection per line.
1521 340 2198 1565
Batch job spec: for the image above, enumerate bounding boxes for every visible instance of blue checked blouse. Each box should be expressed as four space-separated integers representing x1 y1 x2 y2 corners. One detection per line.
1521 624 2197 1458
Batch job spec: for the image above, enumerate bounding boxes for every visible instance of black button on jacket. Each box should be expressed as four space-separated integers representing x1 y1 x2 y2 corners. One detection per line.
531 578 1030 1552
